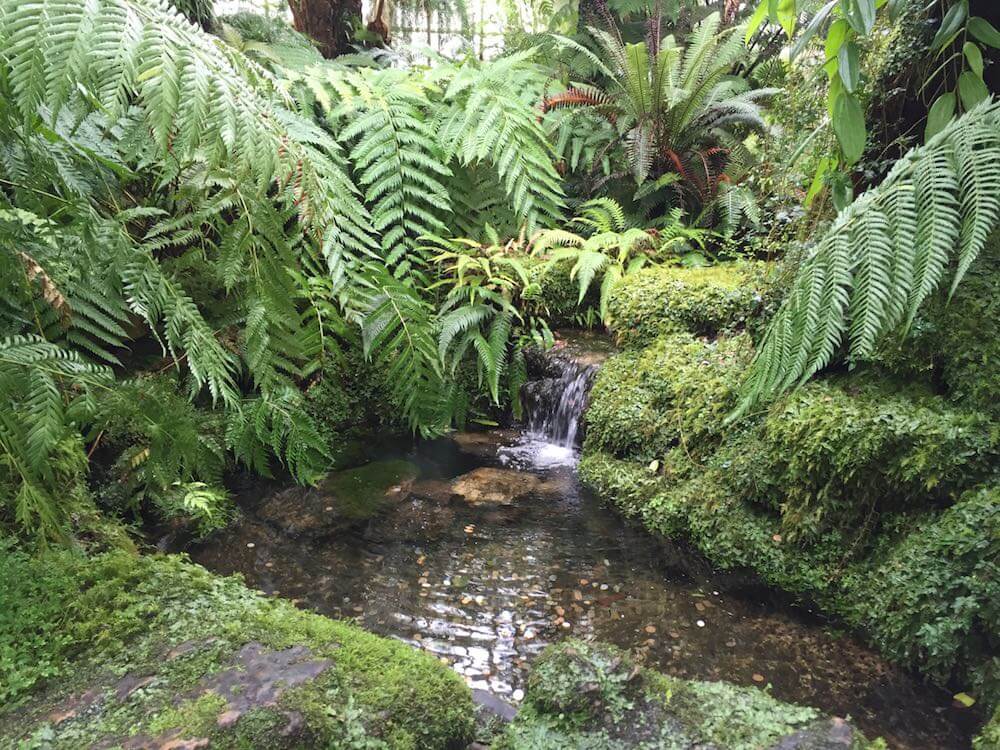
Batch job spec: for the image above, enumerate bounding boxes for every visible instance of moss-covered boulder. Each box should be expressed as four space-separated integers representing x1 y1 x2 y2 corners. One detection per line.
0 547 474 749
584 332 752 461
605 262 775 347
523 257 600 327
496 640 876 750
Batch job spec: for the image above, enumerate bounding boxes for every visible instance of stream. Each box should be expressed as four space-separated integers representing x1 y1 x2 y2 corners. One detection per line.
191 337 975 749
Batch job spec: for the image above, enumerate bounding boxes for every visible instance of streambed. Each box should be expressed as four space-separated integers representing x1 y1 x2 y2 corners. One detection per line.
192 429 974 749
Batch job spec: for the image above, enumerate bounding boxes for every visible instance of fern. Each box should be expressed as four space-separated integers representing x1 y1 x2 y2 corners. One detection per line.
738 99 1000 414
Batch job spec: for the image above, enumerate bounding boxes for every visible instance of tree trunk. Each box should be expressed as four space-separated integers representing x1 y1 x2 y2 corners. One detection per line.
287 0 362 58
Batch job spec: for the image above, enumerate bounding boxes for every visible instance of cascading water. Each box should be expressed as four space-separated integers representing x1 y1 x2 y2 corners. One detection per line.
500 339 604 469
522 357 597 447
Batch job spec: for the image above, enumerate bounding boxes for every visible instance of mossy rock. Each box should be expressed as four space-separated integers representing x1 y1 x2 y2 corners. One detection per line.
496 640 876 750
0 548 473 749
523 257 600 327
606 262 775 347
579 449 1000 712
584 331 753 461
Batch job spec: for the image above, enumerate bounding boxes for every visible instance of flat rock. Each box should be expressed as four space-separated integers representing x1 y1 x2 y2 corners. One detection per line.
450 468 548 506
256 460 418 537
447 430 520 460
770 718 857 749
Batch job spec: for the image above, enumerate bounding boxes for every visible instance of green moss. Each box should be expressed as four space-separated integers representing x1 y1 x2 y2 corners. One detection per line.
973 707 999 750
584 332 752 461
498 640 872 750
606 262 775 347
740 374 999 540
523 257 600 327
0 549 473 749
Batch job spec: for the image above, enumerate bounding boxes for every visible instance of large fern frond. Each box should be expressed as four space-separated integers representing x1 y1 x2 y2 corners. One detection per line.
737 99 1000 414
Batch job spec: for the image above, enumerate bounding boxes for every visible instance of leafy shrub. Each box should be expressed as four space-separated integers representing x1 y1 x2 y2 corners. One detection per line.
523 257 600 327
585 333 752 461
606 262 775 347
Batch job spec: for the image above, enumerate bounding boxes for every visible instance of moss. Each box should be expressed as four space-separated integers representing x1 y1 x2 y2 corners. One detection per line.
606 262 775 347
0 549 473 749
973 706 999 750
580 450 1000 710
523 257 600 327
740 374 1000 540
498 640 874 750
584 332 752 461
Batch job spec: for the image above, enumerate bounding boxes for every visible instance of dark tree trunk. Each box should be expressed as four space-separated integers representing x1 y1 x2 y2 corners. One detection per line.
287 0 362 58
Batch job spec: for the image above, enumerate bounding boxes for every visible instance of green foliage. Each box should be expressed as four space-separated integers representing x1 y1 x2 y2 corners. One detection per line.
532 199 711 323
739 99 1000 415
585 332 752 462
0 548 475 747
546 12 773 212
744 374 1000 540
606 262 774 347
843 485 999 700
498 639 846 750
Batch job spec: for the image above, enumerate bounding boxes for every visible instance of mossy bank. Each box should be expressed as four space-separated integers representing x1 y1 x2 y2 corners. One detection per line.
579 250 1000 725
0 545 474 749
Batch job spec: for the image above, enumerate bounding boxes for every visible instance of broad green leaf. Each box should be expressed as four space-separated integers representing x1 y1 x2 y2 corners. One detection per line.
790 0 837 60
957 70 988 109
829 170 853 210
805 156 834 207
777 0 798 37
842 0 876 35
745 1 770 43
825 19 850 61
838 41 860 92
931 0 968 50
963 42 983 76
968 16 1000 49
833 91 866 164
924 91 956 140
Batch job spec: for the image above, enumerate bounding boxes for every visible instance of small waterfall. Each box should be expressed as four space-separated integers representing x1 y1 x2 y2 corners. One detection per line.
521 357 597 448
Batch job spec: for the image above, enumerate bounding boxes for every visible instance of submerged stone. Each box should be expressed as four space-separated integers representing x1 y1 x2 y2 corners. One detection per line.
256 459 418 537
450 467 553 506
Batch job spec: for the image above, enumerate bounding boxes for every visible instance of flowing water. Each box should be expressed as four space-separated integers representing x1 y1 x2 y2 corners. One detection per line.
191 336 977 749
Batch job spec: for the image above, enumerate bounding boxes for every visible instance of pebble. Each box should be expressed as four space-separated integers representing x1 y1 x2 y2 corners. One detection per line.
696 620 706 628
325 506 333 511
579 578 589 585
644 625 657 634
246 542 255 548
512 689 524 701
561 621 571 629
264 562 273 568
752 673 765 683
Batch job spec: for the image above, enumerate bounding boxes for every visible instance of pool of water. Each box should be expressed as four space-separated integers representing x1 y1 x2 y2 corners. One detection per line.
191 431 976 748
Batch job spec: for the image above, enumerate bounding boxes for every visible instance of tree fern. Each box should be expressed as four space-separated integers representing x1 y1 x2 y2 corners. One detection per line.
738 99 1000 414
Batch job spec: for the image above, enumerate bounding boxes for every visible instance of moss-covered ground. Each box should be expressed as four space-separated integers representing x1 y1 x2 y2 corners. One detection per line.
0 545 474 749
495 640 881 750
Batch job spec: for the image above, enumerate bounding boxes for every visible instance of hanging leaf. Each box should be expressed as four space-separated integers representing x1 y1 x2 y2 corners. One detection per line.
963 42 983 76
931 0 968 50
825 19 850 61
925 91 956 140
745 1 770 43
842 0 876 35
790 0 837 60
957 71 989 110
968 16 1000 49
776 0 798 38
805 156 835 207
838 41 860 92
833 91 866 164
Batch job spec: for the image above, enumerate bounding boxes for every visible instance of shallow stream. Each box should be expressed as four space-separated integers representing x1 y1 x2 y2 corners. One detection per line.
192 339 976 749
